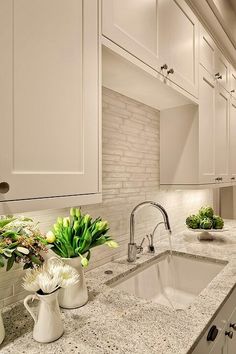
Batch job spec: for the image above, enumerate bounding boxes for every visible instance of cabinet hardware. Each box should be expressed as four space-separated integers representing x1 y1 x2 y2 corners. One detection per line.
207 325 219 341
231 89 235 93
225 330 234 339
161 64 168 70
167 68 174 75
231 177 236 180
0 182 10 194
230 323 236 330
215 73 222 79
215 177 222 181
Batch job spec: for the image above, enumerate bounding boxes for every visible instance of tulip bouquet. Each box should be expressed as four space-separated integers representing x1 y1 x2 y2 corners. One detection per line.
46 208 118 267
0 216 48 271
23 258 79 295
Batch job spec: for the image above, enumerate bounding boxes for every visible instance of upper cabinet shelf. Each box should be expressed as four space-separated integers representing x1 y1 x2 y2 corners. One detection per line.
102 0 199 98
0 0 101 213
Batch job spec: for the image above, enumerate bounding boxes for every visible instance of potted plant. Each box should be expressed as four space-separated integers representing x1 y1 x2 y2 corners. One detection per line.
23 258 79 343
46 208 118 308
0 215 49 344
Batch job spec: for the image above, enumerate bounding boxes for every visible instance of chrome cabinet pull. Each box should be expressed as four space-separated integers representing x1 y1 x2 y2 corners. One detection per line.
161 64 168 70
167 68 174 75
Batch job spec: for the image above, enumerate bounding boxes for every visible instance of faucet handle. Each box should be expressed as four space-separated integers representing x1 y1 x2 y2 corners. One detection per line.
146 234 155 253
137 237 145 254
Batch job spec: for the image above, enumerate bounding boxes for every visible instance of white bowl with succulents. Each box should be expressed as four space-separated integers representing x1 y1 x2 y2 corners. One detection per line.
186 206 226 240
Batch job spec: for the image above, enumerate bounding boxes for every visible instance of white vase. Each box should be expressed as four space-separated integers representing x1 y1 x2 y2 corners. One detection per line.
58 257 88 309
0 310 5 345
24 290 64 343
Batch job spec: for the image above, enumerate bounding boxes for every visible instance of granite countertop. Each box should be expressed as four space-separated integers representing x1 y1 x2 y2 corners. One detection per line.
1 222 236 354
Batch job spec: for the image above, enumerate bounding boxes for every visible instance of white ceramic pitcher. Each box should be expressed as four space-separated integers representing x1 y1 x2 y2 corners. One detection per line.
24 290 64 343
58 257 88 309
0 310 5 345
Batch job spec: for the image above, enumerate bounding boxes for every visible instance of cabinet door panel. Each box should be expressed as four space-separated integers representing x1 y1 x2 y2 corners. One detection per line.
199 25 216 76
166 0 199 97
215 50 230 91
0 0 99 201
102 0 165 72
199 67 216 183
226 307 236 354
215 87 230 182
230 99 236 180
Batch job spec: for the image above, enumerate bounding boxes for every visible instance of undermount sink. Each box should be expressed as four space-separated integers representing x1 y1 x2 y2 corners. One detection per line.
111 252 226 310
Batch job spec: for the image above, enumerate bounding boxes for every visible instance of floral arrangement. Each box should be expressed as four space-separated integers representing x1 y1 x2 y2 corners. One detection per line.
23 258 79 295
0 216 48 271
46 208 118 267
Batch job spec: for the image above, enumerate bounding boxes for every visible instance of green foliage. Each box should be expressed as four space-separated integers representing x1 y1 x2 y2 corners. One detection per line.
186 205 224 230
47 208 118 266
199 206 214 219
0 216 47 271
186 215 200 229
199 217 213 230
213 215 224 229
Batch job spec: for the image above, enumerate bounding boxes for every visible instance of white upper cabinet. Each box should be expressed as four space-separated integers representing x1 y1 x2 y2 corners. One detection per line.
198 66 216 184
230 98 236 181
214 49 230 91
0 0 100 212
102 0 199 97
214 86 230 182
102 0 163 71
199 25 216 77
162 0 199 97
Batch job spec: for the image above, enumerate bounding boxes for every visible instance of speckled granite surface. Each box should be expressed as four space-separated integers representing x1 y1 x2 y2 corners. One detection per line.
1 222 236 354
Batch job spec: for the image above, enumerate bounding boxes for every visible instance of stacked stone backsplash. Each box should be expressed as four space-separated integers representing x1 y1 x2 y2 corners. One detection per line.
0 87 213 307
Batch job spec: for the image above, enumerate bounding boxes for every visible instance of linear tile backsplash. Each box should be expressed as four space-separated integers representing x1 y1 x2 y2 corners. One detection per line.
0 88 213 306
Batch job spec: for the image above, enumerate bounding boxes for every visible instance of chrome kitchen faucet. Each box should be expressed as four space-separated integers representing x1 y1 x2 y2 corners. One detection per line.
128 201 172 262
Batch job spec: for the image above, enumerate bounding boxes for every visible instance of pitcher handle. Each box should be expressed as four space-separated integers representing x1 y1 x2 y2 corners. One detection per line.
24 294 39 323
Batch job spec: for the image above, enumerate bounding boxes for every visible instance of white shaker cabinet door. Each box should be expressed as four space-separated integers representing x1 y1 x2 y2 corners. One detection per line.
164 0 199 97
199 66 216 184
214 49 230 91
229 98 236 182
102 0 166 72
0 0 100 203
215 86 230 183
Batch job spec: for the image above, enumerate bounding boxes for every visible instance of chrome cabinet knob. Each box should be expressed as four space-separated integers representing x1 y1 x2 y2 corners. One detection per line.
230 323 236 331
0 182 10 194
167 68 174 75
215 72 222 79
161 64 168 70
225 331 234 339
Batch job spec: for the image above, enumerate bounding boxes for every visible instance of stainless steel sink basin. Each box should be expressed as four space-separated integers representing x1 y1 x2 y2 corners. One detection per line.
111 252 226 310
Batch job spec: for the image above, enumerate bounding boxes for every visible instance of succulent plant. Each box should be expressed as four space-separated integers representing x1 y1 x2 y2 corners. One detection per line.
199 217 213 230
199 206 214 219
186 215 200 229
212 215 224 229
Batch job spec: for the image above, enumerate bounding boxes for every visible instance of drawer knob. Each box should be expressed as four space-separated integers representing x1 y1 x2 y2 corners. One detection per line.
167 68 174 75
231 177 235 180
0 182 10 194
231 89 235 93
230 323 236 331
225 330 234 339
161 64 168 70
215 72 222 79
207 325 219 341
